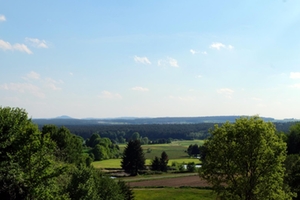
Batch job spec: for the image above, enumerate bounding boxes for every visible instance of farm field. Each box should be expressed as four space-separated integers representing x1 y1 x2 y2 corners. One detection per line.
133 188 215 200
92 140 203 169
119 139 204 159
92 158 200 169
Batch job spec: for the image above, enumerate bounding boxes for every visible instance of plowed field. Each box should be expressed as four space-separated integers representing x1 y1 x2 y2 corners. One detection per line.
129 175 210 187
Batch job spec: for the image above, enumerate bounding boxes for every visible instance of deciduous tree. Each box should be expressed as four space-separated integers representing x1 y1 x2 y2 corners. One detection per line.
199 116 293 200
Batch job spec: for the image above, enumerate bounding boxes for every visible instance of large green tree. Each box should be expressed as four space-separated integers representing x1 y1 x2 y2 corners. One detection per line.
121 140 145 176
199 116 293 200
0 107 66 199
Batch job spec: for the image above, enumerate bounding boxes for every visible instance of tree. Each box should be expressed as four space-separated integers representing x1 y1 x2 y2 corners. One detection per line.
121 140 145 176
287 123 300 155
151 156 161 171
160 151 169 172
285 154 300 200
0 107 66 199
199 116 293 200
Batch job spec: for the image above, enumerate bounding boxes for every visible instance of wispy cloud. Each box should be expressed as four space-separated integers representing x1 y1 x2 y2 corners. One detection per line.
23 71 40 80
45 78 63 91
190 49 207 55
25 37 48 48
134 55 151 64
252 97 262 101
0 15 6 22
98 91 122 99
290 72 300 79
158 57 179 68
0 39 32 54
217 88 234 98
131 86 149 92
0 83 45 98
210 42 234 50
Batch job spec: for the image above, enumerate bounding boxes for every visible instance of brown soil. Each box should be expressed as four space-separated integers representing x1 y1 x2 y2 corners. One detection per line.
128 175 211 187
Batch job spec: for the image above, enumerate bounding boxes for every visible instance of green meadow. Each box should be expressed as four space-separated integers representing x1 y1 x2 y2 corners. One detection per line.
133 188 215 200
92 140 203 169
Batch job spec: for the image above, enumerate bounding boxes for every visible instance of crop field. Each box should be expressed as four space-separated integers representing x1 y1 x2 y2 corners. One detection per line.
133 188 215 200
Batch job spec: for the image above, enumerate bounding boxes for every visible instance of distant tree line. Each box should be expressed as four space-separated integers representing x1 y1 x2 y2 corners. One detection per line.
35 122 296 144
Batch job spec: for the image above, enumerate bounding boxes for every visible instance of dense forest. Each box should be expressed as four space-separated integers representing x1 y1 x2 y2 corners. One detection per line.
35 121 298 143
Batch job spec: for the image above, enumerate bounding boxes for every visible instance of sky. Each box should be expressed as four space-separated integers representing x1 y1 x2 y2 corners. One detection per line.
1 0 300 119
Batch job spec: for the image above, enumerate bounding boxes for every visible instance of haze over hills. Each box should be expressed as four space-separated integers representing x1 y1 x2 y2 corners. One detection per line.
32 115 299 126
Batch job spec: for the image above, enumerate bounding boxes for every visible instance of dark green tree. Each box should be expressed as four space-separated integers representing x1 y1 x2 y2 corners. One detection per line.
151 156 161 171
121 140 145 176
160 151 169 172
285 154 300 200
199 116 293 200
287 123 300 155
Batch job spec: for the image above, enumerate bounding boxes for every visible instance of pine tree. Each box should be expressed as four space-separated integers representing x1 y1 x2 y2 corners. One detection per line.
121 140 145 176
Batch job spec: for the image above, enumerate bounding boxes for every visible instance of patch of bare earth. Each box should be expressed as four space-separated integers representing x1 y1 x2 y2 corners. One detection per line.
129 175 211 187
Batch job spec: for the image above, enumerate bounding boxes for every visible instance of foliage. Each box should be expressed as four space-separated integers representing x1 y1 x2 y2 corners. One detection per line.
186 162 196 172
160 151 169 172
86 133 120 161
121 140 145 176
285 154 300 200
42 124 83 164
0 106 135 200
0 107 66 199
199 116 293 200
287 123 300 155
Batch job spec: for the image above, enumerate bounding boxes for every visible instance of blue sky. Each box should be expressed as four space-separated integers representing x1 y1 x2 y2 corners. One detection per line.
1 0 300 119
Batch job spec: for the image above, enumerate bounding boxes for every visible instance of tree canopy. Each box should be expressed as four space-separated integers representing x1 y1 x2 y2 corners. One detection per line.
199 116 293 200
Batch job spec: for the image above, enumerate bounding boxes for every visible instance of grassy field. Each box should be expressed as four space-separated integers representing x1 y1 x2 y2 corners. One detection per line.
133 188 215 200
92 140 203 169
119 139 204 159
92 158 200 169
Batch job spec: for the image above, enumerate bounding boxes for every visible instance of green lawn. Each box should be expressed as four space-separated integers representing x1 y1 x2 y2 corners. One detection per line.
133 188 215 200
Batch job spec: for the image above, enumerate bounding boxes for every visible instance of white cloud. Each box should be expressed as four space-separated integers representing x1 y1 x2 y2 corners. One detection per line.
210 42 234 50
134 55 151 64
0 83 45 98
131 86 149 92
98 91 122 99
190 49 197 55
25 37 48 48
45 78 63 90
217 88 234 98
23 71 40 80
190 49 207 55
290 72 300 79
0 15 6 22
158 57 179 68
197 75 202 78
0 39 32 54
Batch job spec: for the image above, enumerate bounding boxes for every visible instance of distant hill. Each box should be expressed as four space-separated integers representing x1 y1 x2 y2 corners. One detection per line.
33 115 278 126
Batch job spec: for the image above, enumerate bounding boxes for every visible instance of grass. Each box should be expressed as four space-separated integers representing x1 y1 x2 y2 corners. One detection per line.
92 158 200 169
92 140 203 169
133 188 215 200
119 140 204 160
